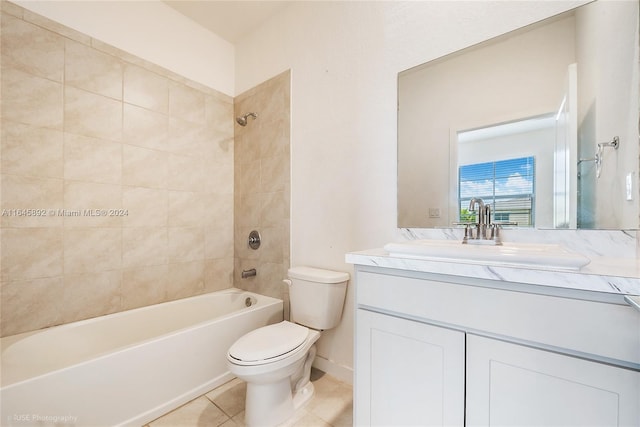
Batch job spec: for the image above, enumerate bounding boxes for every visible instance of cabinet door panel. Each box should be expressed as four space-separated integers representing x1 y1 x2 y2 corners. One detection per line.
467 334 640 426
356 309 464 426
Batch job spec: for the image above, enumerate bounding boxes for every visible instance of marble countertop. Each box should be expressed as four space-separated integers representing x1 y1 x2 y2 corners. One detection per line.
346 247 640 296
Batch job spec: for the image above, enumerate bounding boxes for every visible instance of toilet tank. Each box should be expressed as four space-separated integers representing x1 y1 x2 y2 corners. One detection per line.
287 266 350 330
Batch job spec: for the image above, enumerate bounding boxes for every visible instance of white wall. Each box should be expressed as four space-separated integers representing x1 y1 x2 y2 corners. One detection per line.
14 0 235 95
235 1 585 380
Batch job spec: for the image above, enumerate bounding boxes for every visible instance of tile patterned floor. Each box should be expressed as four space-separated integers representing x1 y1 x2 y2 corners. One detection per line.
146 369 353 427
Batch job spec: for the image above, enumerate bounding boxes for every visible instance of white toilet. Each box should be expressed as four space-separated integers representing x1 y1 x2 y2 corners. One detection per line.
226 266 349 427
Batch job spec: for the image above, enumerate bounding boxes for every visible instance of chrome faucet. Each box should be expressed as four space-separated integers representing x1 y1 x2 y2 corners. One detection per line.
468 198 487 240
462 197 503 244
469 198 485 228
459 197 514 245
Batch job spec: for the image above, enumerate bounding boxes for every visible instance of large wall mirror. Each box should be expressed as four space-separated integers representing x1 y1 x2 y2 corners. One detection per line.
398 0 639 230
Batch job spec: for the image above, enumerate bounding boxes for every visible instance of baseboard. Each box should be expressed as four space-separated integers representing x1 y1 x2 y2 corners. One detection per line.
312 355 353 385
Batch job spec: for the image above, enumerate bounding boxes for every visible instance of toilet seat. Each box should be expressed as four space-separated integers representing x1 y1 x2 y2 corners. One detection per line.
228 321 310 366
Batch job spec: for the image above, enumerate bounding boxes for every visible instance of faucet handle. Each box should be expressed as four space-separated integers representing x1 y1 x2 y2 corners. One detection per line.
489 223 503 245
492 221 518 227
453 222 475 243
452 222 476 226
463 223 472 243
489 222 517 245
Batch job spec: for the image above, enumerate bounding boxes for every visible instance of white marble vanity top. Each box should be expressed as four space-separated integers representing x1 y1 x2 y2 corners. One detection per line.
347 229 640 296
383 240 591 270
346 248 640 295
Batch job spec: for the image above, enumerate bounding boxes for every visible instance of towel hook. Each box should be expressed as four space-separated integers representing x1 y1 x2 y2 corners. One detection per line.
598 136 619 150
578 136 619 178
595 136 620 178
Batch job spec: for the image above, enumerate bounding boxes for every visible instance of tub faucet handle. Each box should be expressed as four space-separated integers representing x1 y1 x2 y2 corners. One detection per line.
248 230 261 250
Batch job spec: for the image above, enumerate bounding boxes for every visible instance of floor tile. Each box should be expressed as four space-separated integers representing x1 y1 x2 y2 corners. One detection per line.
149 396 230 427
220 415 245 427
306 371 353 426
150 368 352 427
206 378 247 418
284 409 332 427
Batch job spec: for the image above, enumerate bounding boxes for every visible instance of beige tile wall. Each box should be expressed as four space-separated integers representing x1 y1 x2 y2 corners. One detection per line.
0 3 236 336
233 72 291 305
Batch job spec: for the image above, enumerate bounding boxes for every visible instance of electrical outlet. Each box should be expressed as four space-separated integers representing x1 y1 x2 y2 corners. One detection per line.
428 208 441 218
626 172 634 201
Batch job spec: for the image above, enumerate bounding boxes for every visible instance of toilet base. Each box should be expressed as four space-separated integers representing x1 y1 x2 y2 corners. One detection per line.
244 378 315 427
245 377 293 427
291 380 315 412
242 344 318 427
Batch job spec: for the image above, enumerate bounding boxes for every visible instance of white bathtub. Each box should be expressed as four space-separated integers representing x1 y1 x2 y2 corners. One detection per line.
0 288 283 426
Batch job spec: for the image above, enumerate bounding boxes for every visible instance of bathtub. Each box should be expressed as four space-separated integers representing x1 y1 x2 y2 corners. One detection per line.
0 288 283 426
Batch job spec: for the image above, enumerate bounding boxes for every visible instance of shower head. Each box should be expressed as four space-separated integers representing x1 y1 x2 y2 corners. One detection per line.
236 112 258 126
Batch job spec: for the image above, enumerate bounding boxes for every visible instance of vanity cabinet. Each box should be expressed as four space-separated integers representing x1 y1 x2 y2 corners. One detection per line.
354 266 640 426
466 335 640 426
356 309 465 426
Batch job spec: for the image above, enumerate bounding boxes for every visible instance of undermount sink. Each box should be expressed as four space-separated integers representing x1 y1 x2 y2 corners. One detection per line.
383 239 591 270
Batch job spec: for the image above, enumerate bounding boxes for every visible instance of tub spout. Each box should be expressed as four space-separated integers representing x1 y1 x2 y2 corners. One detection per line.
242 268 257 279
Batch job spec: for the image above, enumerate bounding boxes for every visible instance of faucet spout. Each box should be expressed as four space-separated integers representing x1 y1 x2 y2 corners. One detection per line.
468 198 485 227
484 203 491 227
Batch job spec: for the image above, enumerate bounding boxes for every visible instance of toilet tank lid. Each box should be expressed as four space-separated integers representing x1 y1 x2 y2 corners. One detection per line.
288 266 350 283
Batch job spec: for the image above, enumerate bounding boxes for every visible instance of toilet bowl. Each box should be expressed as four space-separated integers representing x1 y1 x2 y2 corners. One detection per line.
226 266 349 427
228 321 320 426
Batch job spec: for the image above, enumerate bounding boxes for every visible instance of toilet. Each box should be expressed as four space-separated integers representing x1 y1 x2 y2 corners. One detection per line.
226 266 350 427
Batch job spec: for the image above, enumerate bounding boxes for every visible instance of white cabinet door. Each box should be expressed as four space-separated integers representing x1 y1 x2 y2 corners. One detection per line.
466 334 640 427
355 309 465 426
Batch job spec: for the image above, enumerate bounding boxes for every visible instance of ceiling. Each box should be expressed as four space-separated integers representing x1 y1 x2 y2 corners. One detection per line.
163 1 290 43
